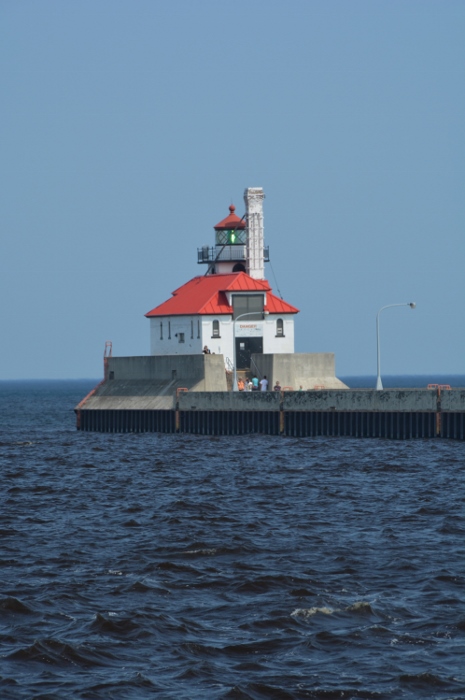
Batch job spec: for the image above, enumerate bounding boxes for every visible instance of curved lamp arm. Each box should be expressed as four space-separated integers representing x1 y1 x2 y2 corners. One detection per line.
376 302 416 390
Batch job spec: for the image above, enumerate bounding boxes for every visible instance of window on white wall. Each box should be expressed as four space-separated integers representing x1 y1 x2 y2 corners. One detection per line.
276 318 284 337
168 321 171 339
160 322 163 340
178 333 185 343
191 320 194 339
197 320 200 339
212 320 220 338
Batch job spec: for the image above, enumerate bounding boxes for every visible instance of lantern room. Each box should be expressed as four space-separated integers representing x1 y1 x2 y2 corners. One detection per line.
198 203 269 275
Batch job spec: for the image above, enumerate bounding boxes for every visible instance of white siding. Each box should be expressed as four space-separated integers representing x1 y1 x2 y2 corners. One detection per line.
150 313 295 364
150 316 203 356
263 315 295 354
201 316 234 366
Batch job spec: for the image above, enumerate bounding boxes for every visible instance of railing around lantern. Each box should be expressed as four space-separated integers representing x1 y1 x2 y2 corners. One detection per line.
197 246 270 264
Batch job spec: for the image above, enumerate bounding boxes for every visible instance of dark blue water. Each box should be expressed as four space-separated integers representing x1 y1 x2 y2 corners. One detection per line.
1 380 464 699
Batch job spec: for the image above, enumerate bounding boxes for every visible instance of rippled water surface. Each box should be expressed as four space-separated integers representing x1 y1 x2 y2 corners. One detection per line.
1 381 464 699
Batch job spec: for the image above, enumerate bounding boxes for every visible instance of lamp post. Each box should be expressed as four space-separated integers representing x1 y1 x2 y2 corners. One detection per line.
232 311 269 391
376 302 416 390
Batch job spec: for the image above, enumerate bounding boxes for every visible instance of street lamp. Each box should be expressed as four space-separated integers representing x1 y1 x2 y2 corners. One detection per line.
232 310 269 391
376 302 416 390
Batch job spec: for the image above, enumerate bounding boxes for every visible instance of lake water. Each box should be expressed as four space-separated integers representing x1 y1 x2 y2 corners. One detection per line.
0 380 464 699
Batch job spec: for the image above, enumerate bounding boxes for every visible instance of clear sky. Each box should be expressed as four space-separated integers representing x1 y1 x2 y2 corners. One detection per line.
1 0 464 379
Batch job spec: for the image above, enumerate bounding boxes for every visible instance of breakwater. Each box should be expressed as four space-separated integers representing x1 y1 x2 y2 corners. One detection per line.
76 387 465 440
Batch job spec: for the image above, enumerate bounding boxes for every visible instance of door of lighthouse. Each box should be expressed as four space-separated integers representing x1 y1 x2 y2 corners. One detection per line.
235 337 263 371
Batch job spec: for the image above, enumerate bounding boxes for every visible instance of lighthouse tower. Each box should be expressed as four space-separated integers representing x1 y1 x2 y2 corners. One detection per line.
199 203 247 275
198 190 269 276
145 188 298 371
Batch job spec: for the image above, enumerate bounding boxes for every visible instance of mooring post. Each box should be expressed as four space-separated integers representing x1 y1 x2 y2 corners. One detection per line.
436 385 442 437
175 388 188 434
279 390 285 435
175 396 180 433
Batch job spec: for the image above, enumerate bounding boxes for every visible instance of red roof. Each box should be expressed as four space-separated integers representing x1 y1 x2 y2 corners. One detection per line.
214 204 246 230
145 272 299 317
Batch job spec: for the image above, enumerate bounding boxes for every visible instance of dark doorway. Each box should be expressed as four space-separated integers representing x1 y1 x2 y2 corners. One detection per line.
235 337 263 370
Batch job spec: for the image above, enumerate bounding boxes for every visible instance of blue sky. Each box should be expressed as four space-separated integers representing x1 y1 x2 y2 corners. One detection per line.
1 0 464 379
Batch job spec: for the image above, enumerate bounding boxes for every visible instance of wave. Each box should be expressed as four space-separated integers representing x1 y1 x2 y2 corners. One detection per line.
90 612 146 639
223 685 386 699
291 607 333 618
7 638 115 667
399 671 448 687
291 602 375 619
345 601 375 615
0 597 34 614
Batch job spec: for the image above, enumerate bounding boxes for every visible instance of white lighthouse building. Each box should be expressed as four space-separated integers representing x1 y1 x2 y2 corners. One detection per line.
145 188 299 372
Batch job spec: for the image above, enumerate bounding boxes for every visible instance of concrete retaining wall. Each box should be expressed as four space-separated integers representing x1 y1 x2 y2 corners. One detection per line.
282 389 438 412
82 380 177 410
439 389 465 411
251 353 348 390
107 354 227 391
77 354 228 411
179 391 281 412
104 353 347 393
179 389 438 412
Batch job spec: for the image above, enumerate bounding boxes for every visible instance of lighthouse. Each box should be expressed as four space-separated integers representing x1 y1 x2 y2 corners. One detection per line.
199 187 268 278
145 188 299 372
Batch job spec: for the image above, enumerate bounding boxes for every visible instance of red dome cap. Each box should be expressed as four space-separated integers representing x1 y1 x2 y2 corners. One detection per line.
214 204 246 230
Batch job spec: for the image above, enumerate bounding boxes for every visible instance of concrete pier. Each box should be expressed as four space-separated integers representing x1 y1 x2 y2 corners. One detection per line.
76 360 465 440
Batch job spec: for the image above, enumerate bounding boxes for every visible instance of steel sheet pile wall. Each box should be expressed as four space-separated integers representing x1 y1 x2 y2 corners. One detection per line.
77 388 465 440
283 389 437 439
284 411 436 439
439 389 465 440
78 409 176 433
181 411 280 435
